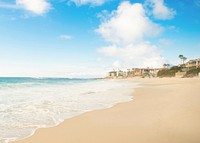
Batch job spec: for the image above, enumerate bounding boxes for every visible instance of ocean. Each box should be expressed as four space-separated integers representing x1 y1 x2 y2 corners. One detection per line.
0 77 138 143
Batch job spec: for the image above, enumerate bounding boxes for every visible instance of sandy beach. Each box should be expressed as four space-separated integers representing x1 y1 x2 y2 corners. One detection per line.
13 78 200 143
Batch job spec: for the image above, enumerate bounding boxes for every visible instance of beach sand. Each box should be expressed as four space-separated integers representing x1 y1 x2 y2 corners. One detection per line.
13 78 200 143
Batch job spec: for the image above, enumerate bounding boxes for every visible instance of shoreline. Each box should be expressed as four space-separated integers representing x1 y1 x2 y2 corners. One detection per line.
8 78 139 143
13 78 200 143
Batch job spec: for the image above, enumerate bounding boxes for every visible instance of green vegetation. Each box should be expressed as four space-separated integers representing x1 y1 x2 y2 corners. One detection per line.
179 55 184 64
157 66 181 77
184 68 200 77
158 66 200 78
158 55 200 78
170 66 181 71
163 63 170 69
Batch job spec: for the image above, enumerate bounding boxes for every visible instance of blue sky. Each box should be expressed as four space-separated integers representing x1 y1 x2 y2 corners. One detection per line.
0 0 200 77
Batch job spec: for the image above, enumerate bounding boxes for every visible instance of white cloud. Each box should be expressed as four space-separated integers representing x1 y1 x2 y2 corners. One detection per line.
96 1 165 69
146 0 176 20
98 43 164 68
16 0 51 15
96 1 163 45
69 0 107 6
59 35 73 40
0 0 51 15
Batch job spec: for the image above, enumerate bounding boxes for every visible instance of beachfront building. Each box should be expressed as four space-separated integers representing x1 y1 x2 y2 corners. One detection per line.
107 70 128 78
107 68 162 78
129 68 161 77
117 70 124 77
184 58 200 70
126 69 134 77
107 71 118 78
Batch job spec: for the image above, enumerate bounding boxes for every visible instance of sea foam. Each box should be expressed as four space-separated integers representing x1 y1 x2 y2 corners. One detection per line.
0 78 138 143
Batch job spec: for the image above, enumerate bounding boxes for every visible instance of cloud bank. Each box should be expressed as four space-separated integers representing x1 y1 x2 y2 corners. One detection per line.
98 43 164 68
96 1 167 69
96 2 163 45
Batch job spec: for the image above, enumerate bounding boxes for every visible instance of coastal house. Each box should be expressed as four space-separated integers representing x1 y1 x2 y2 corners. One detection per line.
107 71 118 78
117 70 124 77
107 70 127 78
184 58 200 70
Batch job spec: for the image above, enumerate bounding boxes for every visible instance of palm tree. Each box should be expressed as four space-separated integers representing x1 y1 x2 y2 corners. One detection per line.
166 64 170 68
163 63 170 69
183 57 187 64
179 55 184 64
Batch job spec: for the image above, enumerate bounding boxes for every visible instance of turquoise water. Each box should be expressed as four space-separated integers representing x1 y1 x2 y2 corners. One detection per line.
0 77 92 85
0 78 137 143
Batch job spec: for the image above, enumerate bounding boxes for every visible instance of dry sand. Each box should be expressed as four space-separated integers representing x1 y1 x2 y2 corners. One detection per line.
13 78 200 143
